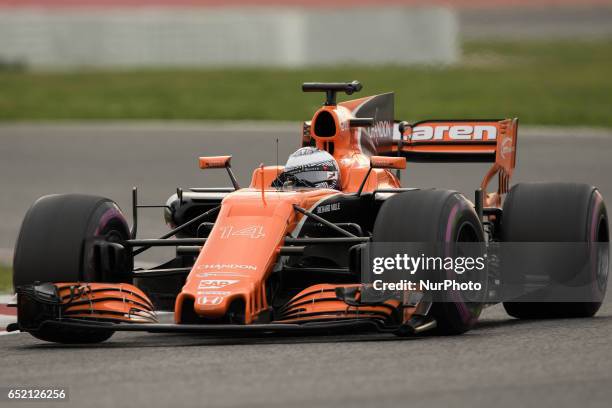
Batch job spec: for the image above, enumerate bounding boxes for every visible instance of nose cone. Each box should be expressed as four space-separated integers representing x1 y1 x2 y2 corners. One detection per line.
175 190 298 323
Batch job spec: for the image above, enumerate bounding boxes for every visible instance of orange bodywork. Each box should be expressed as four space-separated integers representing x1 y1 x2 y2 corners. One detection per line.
175 188 339 323
174 91 518 326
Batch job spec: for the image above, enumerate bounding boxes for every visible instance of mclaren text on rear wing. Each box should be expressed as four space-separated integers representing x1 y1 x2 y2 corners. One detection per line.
387 119 518 208
390 119 518 165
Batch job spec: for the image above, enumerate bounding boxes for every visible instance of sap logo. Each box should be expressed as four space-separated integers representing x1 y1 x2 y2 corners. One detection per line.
196 296 224 306
198 279 239 290
410 125 497 141
198 264 257 271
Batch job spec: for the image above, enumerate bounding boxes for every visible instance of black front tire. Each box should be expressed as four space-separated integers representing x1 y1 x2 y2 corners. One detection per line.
13 194 132 343
373 189 485 335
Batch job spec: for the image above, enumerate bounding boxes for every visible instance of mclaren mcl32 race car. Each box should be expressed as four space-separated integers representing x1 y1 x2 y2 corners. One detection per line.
9 81 609 343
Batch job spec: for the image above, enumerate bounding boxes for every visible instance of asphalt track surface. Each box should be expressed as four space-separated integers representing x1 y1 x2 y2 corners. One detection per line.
1 123 612 408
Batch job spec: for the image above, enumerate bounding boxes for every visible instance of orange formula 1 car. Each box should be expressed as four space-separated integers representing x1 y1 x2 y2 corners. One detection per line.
9 81 609 343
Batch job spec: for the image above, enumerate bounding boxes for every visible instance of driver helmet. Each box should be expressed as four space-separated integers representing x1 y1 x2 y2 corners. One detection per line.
272 147 341 190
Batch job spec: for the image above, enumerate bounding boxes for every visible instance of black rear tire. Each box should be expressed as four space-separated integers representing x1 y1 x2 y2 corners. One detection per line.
373 189 485 335
13 194 132 343
501 183 609 319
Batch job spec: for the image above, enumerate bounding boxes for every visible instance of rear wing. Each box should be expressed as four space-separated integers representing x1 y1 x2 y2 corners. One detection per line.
394 119 516 164
391 118 519 209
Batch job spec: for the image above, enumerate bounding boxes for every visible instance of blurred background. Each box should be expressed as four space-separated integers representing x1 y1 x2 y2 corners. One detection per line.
0 0 611 126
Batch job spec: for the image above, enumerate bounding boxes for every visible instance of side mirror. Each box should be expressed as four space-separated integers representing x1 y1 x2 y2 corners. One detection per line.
370 156 406 170
199 155 232 169
198 155 239 190
357 156 406 196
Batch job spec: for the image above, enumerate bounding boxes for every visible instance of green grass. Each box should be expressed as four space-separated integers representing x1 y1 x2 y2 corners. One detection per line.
1 40 612 127
0 264 12 294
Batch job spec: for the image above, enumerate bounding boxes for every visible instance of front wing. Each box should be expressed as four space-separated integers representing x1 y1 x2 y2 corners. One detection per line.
11 282 436 337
